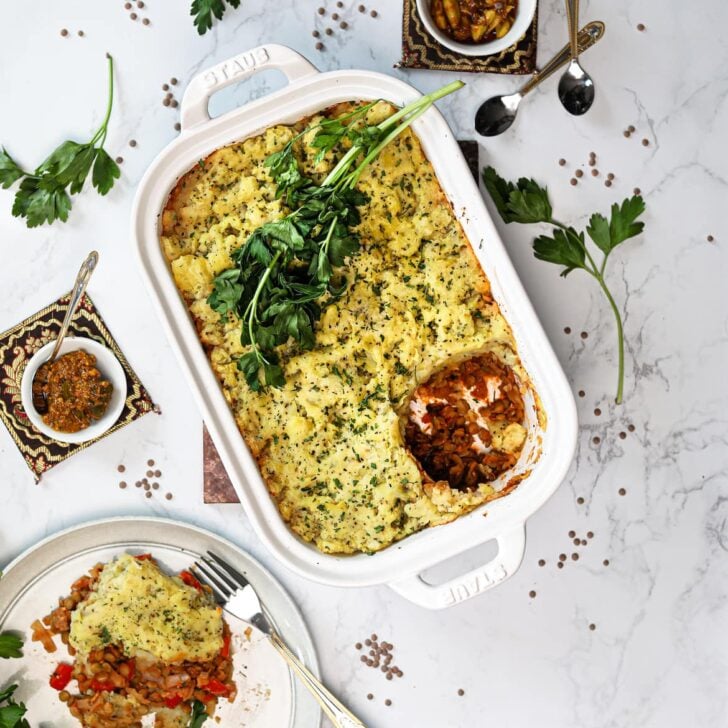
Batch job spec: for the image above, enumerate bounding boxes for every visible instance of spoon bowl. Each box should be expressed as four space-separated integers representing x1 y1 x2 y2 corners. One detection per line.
558 59 595 116
474 93 522 137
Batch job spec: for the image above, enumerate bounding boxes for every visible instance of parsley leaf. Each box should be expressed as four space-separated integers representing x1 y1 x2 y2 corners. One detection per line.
1 54 120 228
0 150 25 189
587 196 646 256
482 166 552 224
188 698 209 727
482 167 647 404
533 227 586 276
0 684 28 728
191 0 241 34
0 635 22 660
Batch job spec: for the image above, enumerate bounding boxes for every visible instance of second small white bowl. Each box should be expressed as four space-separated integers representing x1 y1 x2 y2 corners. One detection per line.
415 0 537 57
20 336 127 445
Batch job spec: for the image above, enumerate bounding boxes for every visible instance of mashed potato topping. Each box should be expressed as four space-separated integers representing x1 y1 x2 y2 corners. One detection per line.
69 554 223 662
161 101 536 554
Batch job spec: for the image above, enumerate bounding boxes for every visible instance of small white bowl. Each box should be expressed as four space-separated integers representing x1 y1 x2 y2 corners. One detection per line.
415 0 537 57
20 336 127 444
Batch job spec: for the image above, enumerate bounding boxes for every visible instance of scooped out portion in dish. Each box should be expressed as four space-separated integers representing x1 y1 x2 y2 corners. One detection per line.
405 352 527 491
161 99 543 555
33 349 113 433
33 553 235 727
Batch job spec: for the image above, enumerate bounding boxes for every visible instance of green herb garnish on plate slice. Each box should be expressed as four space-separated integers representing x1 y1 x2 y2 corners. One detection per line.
482 167 646 404
190 0 241 34
0 54 120 228
0 634 22 660
188 698 209 727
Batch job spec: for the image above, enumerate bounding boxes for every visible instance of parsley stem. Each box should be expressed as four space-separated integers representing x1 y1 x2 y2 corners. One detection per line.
90 54 115 148
245 249 282 362
552 219 624 403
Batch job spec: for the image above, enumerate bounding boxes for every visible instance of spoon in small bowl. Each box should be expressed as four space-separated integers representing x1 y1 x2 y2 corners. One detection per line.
475 21 605 137
31 251 99 415
558 0 595 115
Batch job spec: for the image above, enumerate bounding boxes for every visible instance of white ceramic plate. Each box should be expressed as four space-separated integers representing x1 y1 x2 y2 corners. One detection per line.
0 517 321 728
19 336 127 444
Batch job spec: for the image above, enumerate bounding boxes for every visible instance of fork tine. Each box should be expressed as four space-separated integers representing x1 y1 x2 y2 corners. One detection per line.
192 561 232 602
207 551 250 589
201 557 239 593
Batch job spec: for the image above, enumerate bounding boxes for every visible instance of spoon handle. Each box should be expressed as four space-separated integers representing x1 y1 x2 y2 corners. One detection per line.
520 21 605 96
48 251 99 363
565 0 580 59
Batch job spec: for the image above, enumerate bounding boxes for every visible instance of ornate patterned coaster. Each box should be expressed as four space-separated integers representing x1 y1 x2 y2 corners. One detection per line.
399 0 538 74
0 293 158 480
203 139 482 505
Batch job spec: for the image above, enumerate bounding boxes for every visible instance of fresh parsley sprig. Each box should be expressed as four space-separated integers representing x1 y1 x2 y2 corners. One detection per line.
0 54 120 228
482 167 646 404
191 0 241 34
209 81 464 390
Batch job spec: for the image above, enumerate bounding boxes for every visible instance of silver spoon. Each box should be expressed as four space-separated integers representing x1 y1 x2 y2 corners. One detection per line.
558 0 596 115
31 251 99 414
475 21 605 137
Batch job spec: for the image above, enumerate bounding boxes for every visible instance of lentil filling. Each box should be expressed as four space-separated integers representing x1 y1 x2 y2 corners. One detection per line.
34 350 113 433
404 353 526 491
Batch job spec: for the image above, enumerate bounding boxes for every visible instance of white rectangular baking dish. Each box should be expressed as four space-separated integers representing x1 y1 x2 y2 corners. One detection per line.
132 45 578 609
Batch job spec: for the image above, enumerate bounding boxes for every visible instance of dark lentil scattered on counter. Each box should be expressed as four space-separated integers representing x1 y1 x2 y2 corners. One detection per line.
340 21 348 29
581 331 588 339
577 496 585 504
603 559 609 566
619 431 627 439
589 623 596 630
634 187 641 195
163 98 170 107
119 481 127 489
137 0 144 6
135 481 142 488
325 27 333 35
529 590 536 598
124 2 132 8
142 18 150 25
587 531 594 539
145 491 152 499
315 42 324 50
593 436 600 444
538 559 546 566
312 30 320 37
568 530 576 538
628 424 636 432
170 78 178 85
607 173 615 180
642 138 650 146
152 482 160 490
619 488 626 496
628 125 635 133
174 123 181 131
78 30 85 37
355 642 362 649
61 28 69 36
367 694 373 700
129 139 137 147
559 158 566 166
578 390 585 398
557 562 564 569
581 539 587 546
458 689 465 696
146 470 154 477
337 0 343 5
370 10 378 17
623 130 631 138
575 169 583 178
570 178 577 186
564 326 571 334
573 538 580 546
592 169 599 176
359 4 366 11
165 493 173 500
147 459 154 466
318 7 325 14
332 12 339 20
571 553 579 561
130 12 137 20
605 180 612 187
707 234 714 242
117 464 125 473
559 553 567 562
594 408 601 416
637 23 645 31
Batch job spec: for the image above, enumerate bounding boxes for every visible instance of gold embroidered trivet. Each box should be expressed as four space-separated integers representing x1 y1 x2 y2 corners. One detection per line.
0 292 159 480
399 0 538 74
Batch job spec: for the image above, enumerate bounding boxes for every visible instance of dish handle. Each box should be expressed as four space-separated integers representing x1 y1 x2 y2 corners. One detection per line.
388 524 526 609
180 44 319 130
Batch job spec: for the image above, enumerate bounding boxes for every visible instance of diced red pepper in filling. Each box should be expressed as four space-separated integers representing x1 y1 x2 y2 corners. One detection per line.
204 679 230 696
90 679 116 692
179 570 202 591
164 694 184 709
135 553 153 561
220 632 231 659
50 662 74 690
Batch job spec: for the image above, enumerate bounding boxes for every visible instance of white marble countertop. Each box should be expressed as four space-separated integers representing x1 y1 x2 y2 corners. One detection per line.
1 1 726 726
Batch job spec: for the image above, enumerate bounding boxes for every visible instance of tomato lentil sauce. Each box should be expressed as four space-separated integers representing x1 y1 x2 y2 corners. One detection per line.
36 557 236 728
404 353 526 491
35 350 113 433
430 0 518 45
